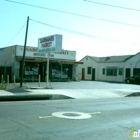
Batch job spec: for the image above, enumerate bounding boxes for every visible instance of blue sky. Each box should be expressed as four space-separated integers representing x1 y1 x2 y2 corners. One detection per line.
1 0 140 60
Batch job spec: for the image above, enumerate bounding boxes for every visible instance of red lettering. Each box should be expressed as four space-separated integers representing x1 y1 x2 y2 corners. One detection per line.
40 36 54 43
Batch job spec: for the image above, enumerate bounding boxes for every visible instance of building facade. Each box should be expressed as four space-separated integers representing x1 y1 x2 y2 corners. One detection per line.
76 53 140 82
0 45 82 82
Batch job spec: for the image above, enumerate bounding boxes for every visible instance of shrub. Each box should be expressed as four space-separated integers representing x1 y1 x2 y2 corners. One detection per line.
0 80 7 90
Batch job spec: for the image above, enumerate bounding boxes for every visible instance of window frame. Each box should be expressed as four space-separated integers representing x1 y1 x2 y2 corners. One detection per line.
87 67 91 74
106 68 117 76
119 68 123 75
102 68 105 75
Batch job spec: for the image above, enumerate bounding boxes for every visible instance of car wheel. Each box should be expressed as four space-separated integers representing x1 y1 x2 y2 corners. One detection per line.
126 79 130 84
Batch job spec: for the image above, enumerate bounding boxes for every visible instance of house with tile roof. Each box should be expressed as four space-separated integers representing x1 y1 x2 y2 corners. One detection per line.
76 52 140 82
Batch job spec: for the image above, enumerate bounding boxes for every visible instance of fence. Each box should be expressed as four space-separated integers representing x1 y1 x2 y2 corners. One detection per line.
0 74 51 88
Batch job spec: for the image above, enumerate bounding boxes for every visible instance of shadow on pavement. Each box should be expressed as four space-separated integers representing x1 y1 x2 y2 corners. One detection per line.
126 92 140 97
5 89 31 94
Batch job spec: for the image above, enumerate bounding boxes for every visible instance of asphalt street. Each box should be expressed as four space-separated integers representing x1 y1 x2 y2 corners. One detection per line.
0 97 140 140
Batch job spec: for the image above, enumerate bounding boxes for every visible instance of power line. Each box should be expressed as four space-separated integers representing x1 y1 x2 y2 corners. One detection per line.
5 0 94 18
5 0 140 27
30 18 115 41
84 0 140 12
5 21 26 46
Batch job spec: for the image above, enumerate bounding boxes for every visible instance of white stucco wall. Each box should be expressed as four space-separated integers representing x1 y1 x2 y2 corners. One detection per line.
77 53 140 83
123 53 140 78
97 62 124 82
0 46 16 66
77 56 98 80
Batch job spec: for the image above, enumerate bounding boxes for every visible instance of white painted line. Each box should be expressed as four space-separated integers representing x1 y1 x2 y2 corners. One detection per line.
39 112 101 119
88 112 101 115
52 111 92 120
39 116 53 119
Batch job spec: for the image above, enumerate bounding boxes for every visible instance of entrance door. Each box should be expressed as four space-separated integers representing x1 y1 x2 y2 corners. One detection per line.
125 68 130 78
82 68 85 80
92 68 95 80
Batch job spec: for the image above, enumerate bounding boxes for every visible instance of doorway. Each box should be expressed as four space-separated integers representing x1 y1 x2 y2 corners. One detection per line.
92 68 95 80
82 68 85 80
125 68 130 78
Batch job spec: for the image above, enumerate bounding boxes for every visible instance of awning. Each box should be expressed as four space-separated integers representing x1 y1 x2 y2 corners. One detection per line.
16 57 83 64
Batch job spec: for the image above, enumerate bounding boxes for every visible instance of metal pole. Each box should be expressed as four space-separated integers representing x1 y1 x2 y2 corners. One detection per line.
61 64 62 79
7 75 9 84
4 62 6 81
1 75 3 83
14 75 16 86
46 52 50 88
38 74 40 87
20 16 29 87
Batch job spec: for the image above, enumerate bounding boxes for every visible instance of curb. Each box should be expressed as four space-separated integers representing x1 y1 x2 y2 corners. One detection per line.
0 94 73 101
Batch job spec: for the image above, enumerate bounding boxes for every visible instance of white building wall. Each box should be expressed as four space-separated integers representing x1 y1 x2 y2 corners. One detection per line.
0 46 17 81
0 46 16 66
14 60 20 79
122 53 140 78
97 62 124 82
77 56 98 80
0 48 5 66
77 53 140 83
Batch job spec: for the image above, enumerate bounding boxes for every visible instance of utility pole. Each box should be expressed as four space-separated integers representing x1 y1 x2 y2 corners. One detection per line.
20 16 29 87
46 52 50 88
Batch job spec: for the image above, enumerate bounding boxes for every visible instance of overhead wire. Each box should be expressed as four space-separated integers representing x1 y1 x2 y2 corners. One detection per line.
5 0 140 27
84 0 140 12
5 21 26 46
30 18 115 41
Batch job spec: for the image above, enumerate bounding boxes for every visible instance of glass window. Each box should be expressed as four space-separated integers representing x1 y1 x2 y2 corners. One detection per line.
106 69 117 76
102 68 105 75
24 62 39 75
119 68 123 75
87 67 91 74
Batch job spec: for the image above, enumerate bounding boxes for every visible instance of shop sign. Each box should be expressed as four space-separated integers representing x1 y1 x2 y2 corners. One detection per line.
38 34 62 52
16 46 76 60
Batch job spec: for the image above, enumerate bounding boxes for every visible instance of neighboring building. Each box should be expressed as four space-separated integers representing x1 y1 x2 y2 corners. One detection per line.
77 53 140 82
0 45 82 82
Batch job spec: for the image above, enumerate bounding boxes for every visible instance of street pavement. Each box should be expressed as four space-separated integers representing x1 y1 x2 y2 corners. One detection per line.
0 97 140 140
0 81 140 140
0 81 140 100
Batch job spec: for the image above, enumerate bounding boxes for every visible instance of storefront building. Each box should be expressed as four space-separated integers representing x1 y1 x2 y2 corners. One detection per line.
0 45 82 82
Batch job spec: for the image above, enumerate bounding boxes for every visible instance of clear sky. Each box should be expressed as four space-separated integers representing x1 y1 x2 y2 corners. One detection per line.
1 0 140 60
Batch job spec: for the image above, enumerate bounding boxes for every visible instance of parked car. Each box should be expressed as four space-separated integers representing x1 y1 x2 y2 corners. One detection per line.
125 74 140 84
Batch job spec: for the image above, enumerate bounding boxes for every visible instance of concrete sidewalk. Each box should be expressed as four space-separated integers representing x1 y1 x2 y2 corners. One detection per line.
0 81 140 100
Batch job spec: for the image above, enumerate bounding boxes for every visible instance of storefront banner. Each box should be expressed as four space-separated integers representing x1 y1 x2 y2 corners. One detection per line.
16 46 76 60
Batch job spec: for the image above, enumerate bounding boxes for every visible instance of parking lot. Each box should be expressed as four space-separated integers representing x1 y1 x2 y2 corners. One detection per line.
4 81 140 100
14 80 140 89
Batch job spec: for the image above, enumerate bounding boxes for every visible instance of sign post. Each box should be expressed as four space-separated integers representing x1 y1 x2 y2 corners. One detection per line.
38 34 63 88
46 52 50 88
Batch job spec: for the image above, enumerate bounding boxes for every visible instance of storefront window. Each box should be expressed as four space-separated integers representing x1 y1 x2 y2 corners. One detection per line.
52 64 69 79
24 62 39 75
51 63 73 80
